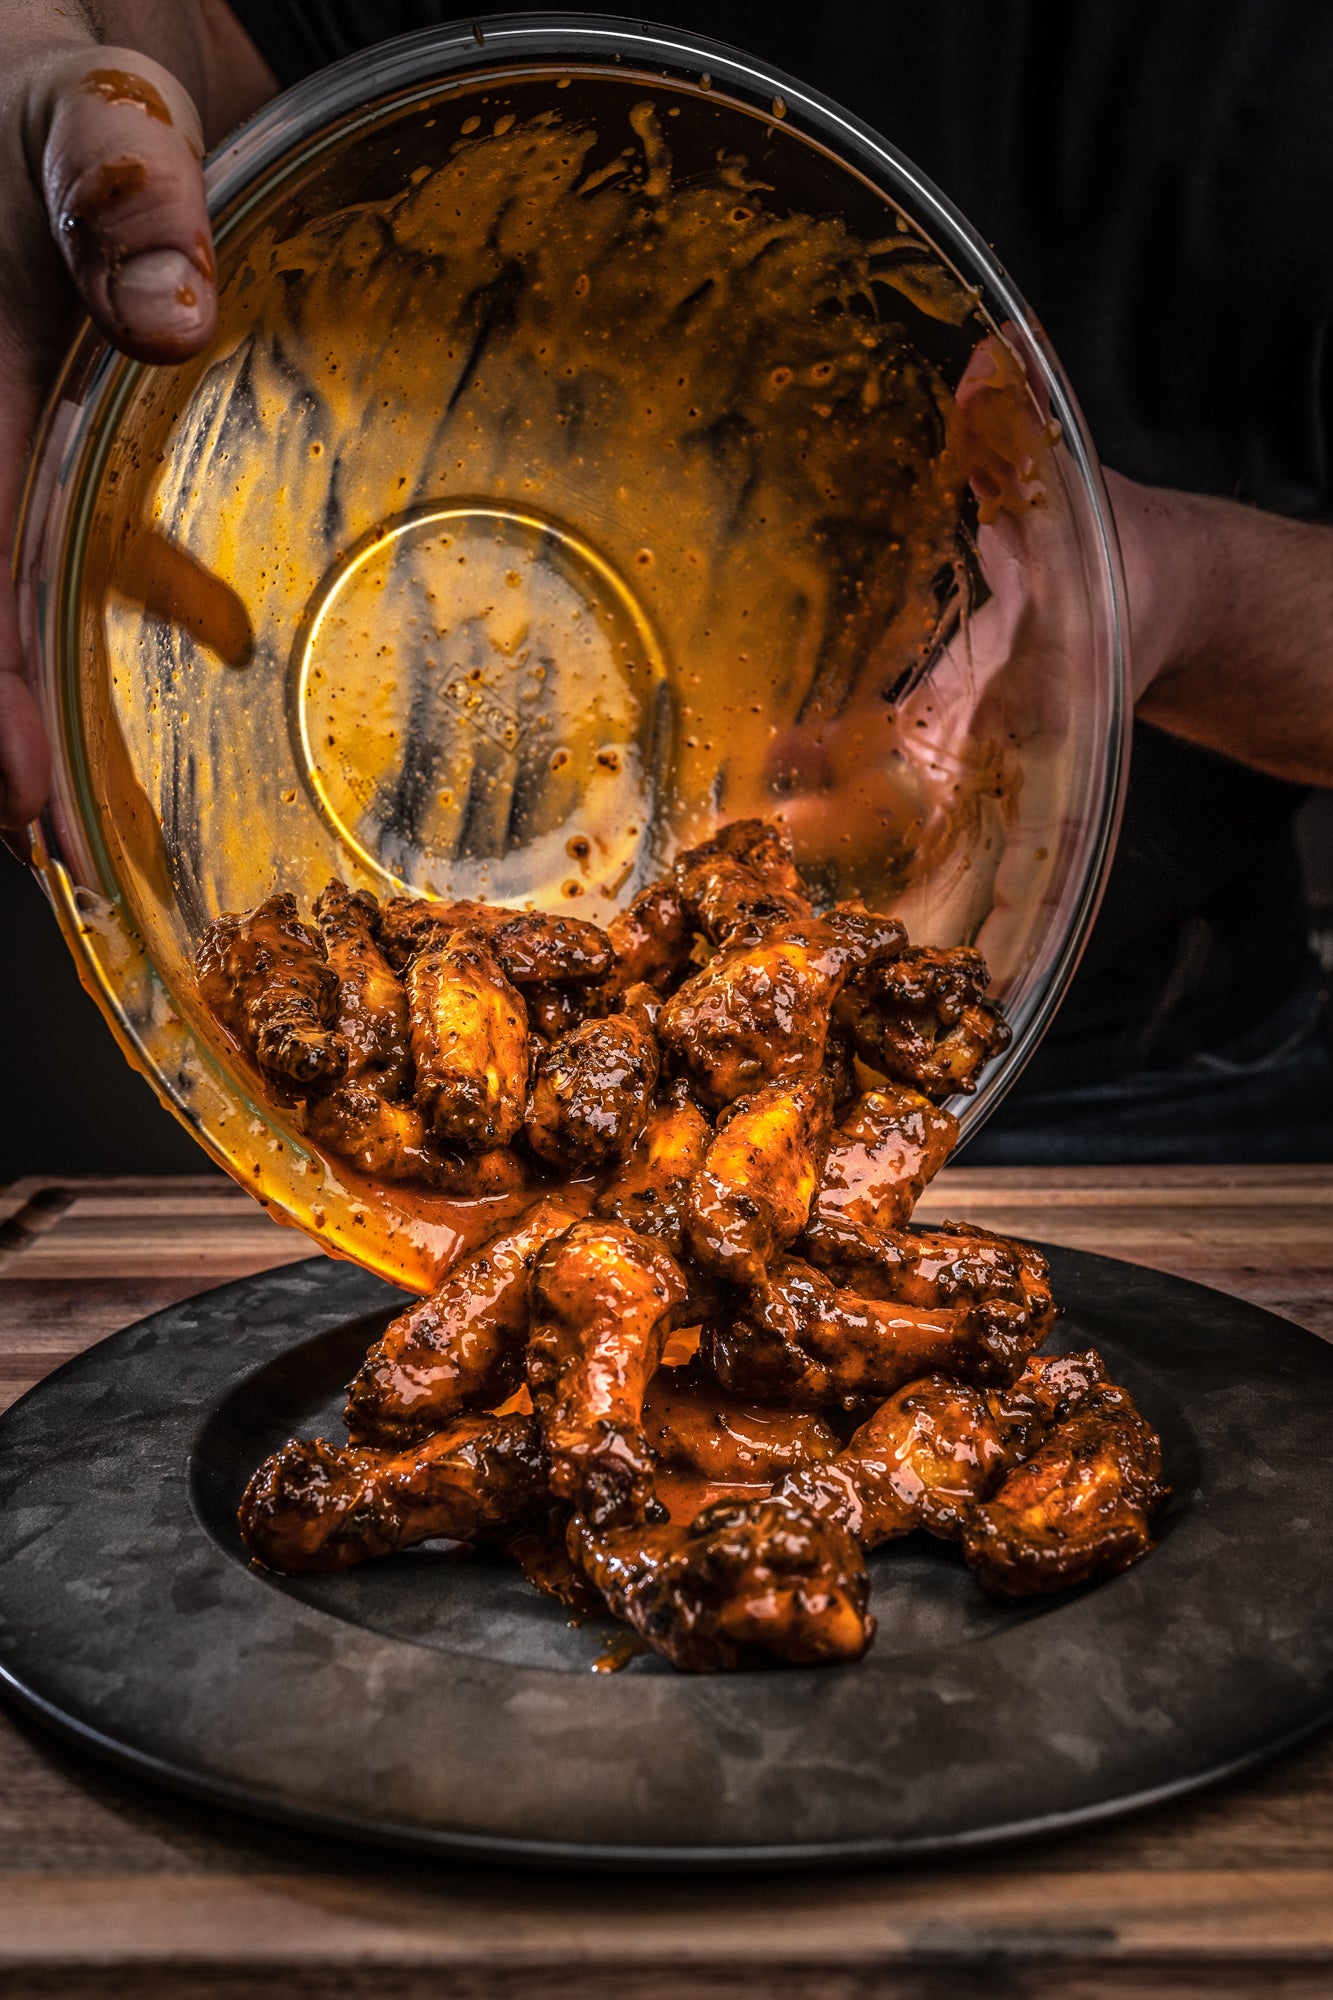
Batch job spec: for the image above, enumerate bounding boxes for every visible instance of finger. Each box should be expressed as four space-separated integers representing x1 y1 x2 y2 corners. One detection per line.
0 648 51 830
0 337 52 828
37 47 217 364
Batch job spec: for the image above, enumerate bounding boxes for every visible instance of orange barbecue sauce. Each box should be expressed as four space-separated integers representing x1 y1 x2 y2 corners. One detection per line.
81 69 173 124
642 1361 840 1523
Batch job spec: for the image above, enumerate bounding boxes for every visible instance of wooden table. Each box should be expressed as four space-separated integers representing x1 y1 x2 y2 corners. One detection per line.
3 1165 1332 1999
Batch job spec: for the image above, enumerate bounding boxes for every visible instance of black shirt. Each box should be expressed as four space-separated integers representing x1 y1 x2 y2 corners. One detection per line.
230 0 1324 1095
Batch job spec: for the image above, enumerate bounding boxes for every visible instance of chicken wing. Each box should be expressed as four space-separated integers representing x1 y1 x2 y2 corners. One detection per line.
685 1074 832 1286
304 1076 529 1193
570 1495 873 1671
963 1400 1167 1597
781 1375 1014 1547
344 1194 588 1445
196 892 347 1096
802 1215 1055 1348
305 1082 443 1184
602 880 695 999
381 897 612 985
981 1347 1142 1464
658 911 900 1107
811 1086 958 1232
593 1087 712 1253
705 1254 1039 1408
314 880 410 1095
837 945 1011 1100
657 921 833 1105
238 1412 544 1573
524 1005 660 1169
528 1220 687 1525
484 910 612 985
672 817 812 946
407 937 529 1150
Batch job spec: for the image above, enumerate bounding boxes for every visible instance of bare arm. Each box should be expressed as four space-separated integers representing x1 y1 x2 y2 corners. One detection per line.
1110 468 1333 787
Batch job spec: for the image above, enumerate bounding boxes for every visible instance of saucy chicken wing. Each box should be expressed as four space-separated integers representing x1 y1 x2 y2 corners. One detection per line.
305 1082 443 1184
803 1215 1056 1347
238 1412 544 1573
782 1375 1013 1547
524 1005 660 1169
837 945 1011 1100
672 816 812 946
485 911 611 986
658 912 899 1107
706 1254 1039 1408
381 897 612 985
345 1194 588 1445
593 1087 712 1253
303 1079 528 1193
314 880 410 1095
602 880 695 999
570 1494 873 1671
685 1074 832 1286
811 1086 958 1232
981 1347 1143 1465
408 936 529 1150
196 893 347 1096
963 1400 1167 1597
528 1220 687 1524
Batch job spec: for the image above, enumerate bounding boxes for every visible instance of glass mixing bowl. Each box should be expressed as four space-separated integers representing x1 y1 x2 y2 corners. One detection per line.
17 13 1128 1291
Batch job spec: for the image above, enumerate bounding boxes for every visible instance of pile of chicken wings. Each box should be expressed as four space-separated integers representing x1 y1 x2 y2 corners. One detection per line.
199 820 1167 1673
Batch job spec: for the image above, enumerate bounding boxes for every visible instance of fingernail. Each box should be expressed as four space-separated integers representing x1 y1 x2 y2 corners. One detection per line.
108 248 210 346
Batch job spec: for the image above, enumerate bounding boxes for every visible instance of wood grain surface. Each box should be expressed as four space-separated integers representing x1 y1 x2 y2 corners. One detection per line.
2 1166 1331 1999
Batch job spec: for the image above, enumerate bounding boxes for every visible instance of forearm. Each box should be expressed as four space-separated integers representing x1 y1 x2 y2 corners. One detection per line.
1108 468 1333 786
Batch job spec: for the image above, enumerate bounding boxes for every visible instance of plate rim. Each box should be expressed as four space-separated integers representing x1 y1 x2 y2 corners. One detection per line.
2 1245 1331 1871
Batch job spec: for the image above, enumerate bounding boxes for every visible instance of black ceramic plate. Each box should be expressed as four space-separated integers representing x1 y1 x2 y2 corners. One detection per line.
2 1246 1332 1870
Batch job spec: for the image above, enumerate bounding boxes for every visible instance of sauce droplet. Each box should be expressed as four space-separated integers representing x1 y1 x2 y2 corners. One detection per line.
591 1633 648 1673
81 68 173 125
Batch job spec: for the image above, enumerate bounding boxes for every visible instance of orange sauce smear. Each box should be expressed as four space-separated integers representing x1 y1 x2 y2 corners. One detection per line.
81 69 173 124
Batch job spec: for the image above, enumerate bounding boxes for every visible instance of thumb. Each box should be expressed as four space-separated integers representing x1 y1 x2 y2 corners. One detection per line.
37 47 217 364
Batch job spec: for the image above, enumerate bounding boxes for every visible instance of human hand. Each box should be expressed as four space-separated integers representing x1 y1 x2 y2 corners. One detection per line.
0 0 275 830
767 329 1093 967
